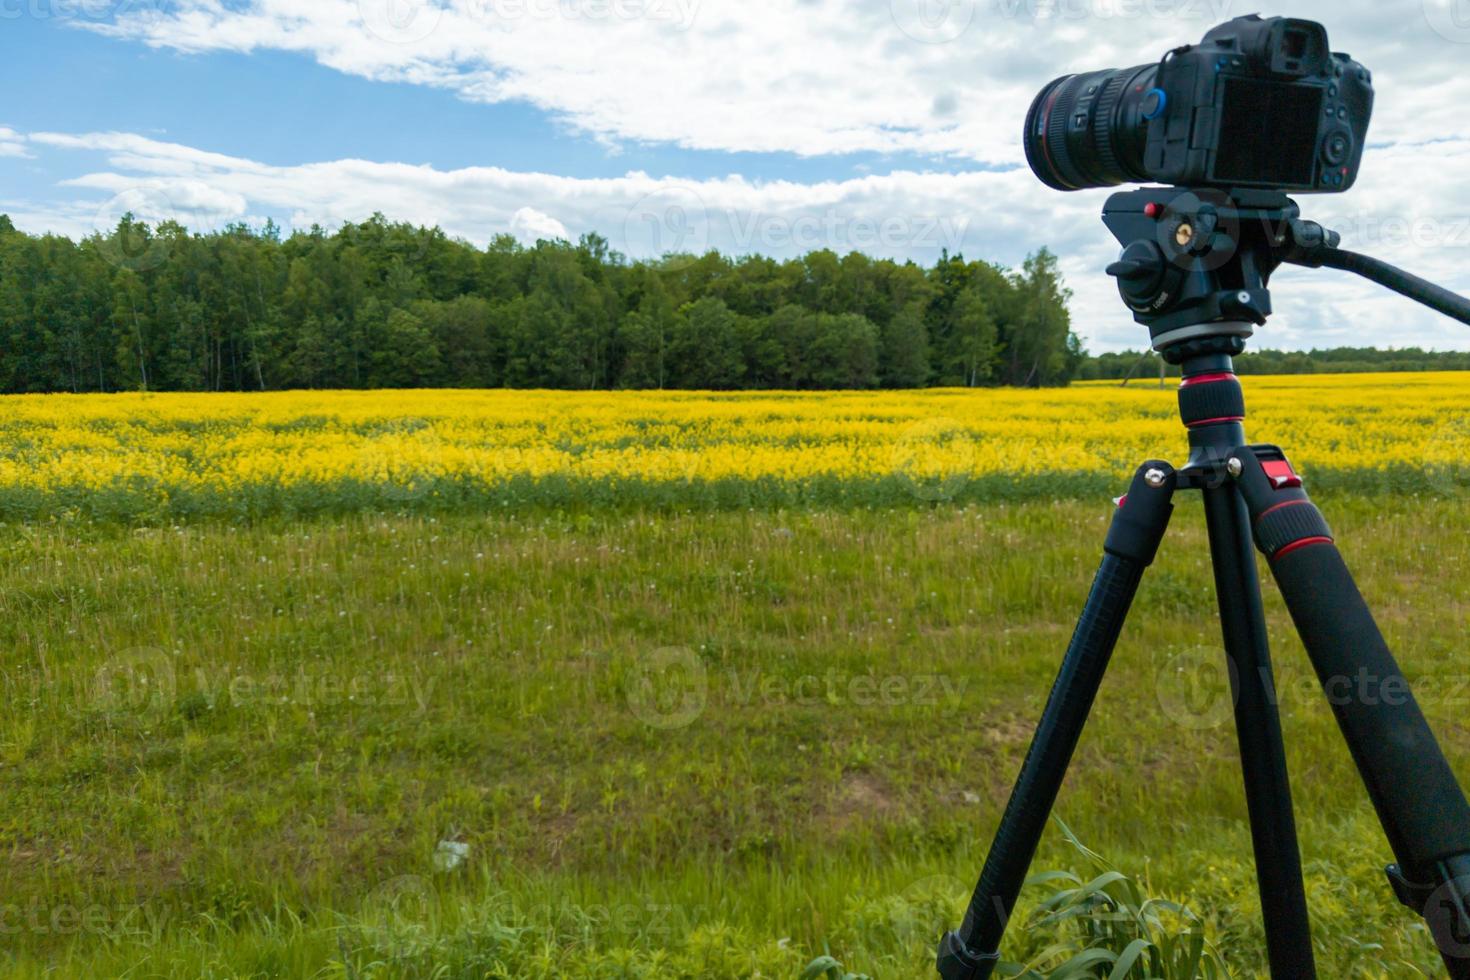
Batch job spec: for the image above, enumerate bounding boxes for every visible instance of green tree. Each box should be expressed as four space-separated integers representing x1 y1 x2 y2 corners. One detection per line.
951 284 998 387
371 308 442 387
880 299 930 388
670 297 744 389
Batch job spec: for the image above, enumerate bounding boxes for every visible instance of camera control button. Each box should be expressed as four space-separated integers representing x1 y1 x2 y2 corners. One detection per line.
1141 88 1167 120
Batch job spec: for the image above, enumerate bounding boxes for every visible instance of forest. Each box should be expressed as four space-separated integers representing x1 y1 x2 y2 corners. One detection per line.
0 213 1079 393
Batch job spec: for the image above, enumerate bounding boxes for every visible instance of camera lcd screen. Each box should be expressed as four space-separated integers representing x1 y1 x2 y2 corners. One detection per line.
1212 79 1324 186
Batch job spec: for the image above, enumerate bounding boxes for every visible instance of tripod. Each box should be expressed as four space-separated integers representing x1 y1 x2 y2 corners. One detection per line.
938 188 1470 979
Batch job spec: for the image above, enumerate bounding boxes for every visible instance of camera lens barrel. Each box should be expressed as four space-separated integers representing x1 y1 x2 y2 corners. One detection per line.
1023 65 1155 191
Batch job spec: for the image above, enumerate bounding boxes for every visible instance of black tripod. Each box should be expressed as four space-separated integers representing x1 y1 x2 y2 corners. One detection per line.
938 188 1470 979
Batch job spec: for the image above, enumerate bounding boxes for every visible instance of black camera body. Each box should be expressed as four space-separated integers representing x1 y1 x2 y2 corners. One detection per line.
1025 15 1373 193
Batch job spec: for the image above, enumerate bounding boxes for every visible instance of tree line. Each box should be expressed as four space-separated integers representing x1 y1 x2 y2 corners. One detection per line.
1079 346 1470 381
0 213 1080 394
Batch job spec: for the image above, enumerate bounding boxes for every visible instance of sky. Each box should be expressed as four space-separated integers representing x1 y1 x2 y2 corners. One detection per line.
2 0 1470 352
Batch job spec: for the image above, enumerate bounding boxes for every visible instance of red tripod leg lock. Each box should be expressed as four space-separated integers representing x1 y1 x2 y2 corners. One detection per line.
1228 445 1335 560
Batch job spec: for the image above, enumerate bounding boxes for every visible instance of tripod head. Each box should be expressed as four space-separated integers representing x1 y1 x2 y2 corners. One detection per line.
1102 186 1470 361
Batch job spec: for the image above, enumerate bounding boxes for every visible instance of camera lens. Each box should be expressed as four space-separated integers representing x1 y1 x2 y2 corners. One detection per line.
1023 65 1156 191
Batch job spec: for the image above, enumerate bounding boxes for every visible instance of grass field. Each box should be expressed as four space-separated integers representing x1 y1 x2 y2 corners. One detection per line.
1 375 1468 978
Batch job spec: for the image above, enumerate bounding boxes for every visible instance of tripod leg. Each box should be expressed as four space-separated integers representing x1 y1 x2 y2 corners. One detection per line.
1233 445 1470 979
937 462 1175 980
1200 482 1319 978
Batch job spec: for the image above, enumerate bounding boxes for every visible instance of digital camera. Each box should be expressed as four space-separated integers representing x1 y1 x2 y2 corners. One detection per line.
1023 15 1373 193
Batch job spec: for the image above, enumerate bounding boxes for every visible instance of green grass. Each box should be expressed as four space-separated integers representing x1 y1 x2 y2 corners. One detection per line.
0 494 1465 977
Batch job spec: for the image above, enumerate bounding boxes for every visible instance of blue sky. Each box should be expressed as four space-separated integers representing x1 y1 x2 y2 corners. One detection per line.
4 1 1470 352
1 11 936 182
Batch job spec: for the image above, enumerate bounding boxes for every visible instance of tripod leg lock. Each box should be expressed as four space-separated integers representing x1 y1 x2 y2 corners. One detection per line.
1226 445 1334 559
936 931 1001 980
1104 460 1176 565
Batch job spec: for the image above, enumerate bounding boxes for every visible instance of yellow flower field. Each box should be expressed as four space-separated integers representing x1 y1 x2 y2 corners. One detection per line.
0 372 1465 519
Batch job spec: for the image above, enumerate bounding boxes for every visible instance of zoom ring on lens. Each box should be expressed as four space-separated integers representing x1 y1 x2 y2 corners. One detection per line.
1090 71 1130 185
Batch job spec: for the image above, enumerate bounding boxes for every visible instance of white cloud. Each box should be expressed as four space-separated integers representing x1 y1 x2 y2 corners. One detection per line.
76 2 1470 165
509 205 570 242
12 126 1470 352
0 127 30 158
